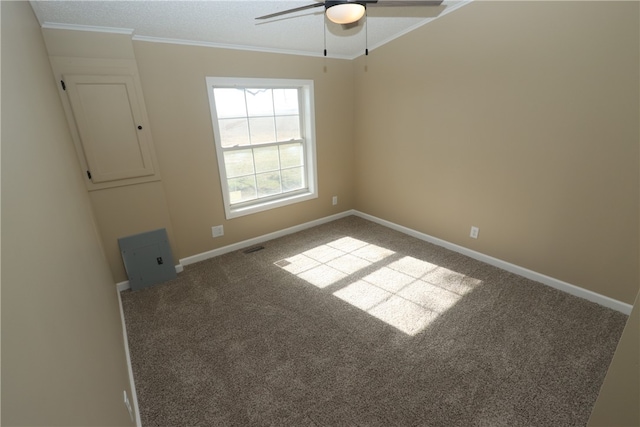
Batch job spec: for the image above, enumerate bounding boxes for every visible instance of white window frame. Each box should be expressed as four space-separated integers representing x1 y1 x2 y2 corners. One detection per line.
206 77 318 219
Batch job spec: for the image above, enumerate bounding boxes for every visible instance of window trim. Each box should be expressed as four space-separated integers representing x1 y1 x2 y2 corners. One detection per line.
206 77 318 219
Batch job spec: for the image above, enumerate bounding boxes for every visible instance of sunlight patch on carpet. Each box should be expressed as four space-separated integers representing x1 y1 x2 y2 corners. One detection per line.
275 238 483 336
276 239 393 288
334 281 393 311
298 264 348 289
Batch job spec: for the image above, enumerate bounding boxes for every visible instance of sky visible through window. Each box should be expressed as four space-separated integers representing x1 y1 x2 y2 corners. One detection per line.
213 87 305 205
213 87 300 147
275 237 483 336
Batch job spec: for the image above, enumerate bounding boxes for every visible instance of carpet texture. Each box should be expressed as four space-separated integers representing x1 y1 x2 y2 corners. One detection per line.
121 216 627 426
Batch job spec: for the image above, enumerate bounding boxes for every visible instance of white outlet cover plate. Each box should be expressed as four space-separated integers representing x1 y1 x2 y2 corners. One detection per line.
212 225 224 237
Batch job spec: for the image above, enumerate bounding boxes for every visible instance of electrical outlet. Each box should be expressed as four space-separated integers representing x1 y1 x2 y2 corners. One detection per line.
470 226 479 239
212 225 224 238
123 390 134 422
332 196 338 206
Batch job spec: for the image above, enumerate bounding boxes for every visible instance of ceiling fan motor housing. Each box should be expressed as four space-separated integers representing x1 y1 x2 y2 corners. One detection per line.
325 0 373 8
325 0 371 24
256 0 442 23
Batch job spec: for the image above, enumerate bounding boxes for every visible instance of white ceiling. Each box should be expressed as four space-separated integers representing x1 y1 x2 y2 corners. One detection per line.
30 0 471 59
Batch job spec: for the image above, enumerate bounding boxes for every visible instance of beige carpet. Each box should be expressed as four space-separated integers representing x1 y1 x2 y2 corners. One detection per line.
121 215 627 426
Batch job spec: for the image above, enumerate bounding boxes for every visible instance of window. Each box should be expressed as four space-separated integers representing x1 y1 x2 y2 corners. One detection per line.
206 77 317 219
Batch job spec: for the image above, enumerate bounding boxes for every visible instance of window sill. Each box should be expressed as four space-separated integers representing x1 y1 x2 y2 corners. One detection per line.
225 191 318 219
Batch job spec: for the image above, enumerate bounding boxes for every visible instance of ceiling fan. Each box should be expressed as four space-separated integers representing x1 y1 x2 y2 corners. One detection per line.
256 0 444 25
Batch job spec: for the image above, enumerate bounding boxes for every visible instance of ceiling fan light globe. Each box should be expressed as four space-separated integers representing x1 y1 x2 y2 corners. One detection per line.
326 3 366 24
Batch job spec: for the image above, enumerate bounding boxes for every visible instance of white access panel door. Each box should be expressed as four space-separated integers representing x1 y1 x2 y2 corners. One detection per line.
64 74 155 183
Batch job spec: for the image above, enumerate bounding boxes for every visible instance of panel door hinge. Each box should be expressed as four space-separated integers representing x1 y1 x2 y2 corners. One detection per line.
86 170 92 180
60 80 66 91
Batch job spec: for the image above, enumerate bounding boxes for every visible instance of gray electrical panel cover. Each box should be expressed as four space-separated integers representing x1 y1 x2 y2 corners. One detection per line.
118 228 177 291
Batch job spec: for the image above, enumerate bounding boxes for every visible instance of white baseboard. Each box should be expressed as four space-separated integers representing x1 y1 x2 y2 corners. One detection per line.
113 209 631 425
116 280 130 292
117 209 632 315
116 264 183 292
179 211 354 266
353 210 633 315
116 288 142 427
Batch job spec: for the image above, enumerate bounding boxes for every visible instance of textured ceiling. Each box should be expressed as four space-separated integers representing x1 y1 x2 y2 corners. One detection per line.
30 0 471 59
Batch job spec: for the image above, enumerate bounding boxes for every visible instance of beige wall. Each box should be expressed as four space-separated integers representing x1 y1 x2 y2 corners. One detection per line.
43 29 179 283
9 1 639 423
41 30 356 283
1 2 135 426
40 3 638 304
132 42 355 262
89 181 179 280
588 292 640 426
354 1 639 304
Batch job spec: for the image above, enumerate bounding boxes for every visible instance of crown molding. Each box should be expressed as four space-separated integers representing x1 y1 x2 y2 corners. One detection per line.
42 22 134 35
131 35 354 60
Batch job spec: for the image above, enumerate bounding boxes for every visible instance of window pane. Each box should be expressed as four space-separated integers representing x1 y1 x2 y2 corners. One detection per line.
254 146 280 173
246 88 274 117
218 118 249 147
214 88 246 119
273 89 299 115
282 167 305 192
276 115 300 141
207 77 316 219
228 176 257 204
249 117 276 144
280 142 304 168
224 149 254 178
256 172 281 198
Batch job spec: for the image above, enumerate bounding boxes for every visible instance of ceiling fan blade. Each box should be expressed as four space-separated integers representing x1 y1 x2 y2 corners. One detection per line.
368 0 443 6
256 3 325 20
